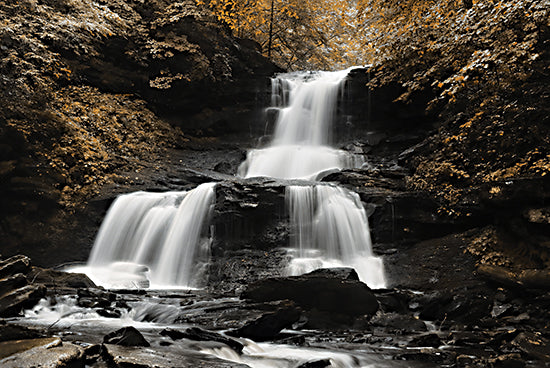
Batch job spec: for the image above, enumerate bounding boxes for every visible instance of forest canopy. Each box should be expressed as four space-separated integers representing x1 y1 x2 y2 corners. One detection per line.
196 0 547 71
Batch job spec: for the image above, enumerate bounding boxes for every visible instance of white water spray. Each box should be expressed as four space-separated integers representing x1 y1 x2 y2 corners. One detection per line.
73 182 216 289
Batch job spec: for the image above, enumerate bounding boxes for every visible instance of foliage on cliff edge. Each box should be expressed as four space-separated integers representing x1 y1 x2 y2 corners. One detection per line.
362 0 549 210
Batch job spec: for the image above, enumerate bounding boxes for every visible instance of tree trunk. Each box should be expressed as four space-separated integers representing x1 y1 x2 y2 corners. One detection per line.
267 0 274 58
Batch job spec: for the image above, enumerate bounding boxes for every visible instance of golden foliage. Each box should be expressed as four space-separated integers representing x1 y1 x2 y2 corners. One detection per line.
196 0 365 69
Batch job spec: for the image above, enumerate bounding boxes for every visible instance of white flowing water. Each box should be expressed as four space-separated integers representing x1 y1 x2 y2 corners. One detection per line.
72 182 216 289
286 185 385 289
73 68 384 290
240 68 386 288
239 68 364 180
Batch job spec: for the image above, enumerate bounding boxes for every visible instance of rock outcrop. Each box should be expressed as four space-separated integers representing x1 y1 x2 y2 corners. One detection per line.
0 0 279 266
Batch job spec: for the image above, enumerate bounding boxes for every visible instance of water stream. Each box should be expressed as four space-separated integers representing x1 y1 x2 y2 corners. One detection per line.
21 68 411 368
240 68 385 288
73 67 385 289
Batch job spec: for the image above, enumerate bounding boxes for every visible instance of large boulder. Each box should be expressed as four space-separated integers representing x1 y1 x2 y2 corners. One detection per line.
28 268 96 290
241 268 379 328
103 327 150 347
0 285 46 317
228 300 301 341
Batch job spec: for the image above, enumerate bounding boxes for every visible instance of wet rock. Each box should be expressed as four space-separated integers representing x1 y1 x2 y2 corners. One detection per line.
28 267 96 289
96 308 122 319
295 359 332 368
228 301 301 341
78 288 117 308
418 290 492 324
395 348 452 365
418 292 454 320
242 268 379 325
0 337 84 367
408 333 443 348
447 331 490 346
81 343 102 364
0 273 27 296
511 332 550 361
160 327 244 353
103 326 150 347
305 267 360 281
102 344 249 368
0 255 31 279
0 323 42 342
373 289 410 313
456 354 477 367
370 312 427 333
487 354 525 368
0 284 46 317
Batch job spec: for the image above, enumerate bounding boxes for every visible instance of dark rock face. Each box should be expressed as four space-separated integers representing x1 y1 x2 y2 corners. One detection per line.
28 268 96 290
242 268 378 328
160 327 244 353
228 300 301 341
338 68 437 144
103 327 150 347
0 256 32 279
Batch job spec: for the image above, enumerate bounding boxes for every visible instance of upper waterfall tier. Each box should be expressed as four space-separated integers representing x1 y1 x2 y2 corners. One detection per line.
239 68 364 180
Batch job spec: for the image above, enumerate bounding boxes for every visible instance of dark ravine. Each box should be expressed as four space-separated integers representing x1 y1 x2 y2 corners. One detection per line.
1 0 550 367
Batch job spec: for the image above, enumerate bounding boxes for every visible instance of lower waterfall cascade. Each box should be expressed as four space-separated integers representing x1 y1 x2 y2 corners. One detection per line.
74 68 385 289
72 183 216 289
241 68 386 288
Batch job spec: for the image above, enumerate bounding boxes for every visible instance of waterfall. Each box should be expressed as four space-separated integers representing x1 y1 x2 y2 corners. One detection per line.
242 68 386 288
286 185 385 288
239 69 364 180
75 68 385 290
75 183 216 289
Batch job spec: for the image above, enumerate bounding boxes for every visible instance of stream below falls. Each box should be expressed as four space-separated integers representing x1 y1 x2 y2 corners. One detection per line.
5 69 450 368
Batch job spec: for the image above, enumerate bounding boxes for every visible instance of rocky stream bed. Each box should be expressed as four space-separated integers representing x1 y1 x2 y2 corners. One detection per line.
2 138 550 367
